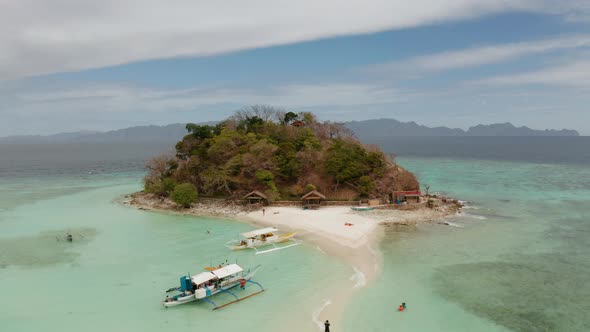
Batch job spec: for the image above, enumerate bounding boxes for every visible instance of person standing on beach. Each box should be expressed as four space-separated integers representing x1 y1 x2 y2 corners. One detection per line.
324 320 330 332
262 208 265 216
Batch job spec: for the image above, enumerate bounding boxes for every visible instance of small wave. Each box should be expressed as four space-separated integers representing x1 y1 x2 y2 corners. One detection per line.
463 213 487 220
461 201 480 210
312 299 332 330
365 243 378 256
444 221 464 228
350 266 366 288
364 244 380 272
315 245 326 254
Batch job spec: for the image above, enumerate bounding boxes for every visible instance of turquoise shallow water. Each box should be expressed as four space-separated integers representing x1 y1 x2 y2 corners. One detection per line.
342 157 590 332
0 174 350 332
2 143 590 331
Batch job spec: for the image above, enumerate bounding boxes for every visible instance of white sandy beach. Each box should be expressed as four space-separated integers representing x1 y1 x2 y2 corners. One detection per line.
245 206 378 249
128 194 460 279
244 204 459 327
128 194 459 279
244 206 384 327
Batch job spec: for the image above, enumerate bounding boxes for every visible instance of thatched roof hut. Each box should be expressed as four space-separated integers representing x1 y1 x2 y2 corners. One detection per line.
243 190 268 205
301 190 326 209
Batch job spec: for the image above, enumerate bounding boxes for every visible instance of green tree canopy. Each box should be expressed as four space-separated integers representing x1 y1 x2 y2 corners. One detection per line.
325 139 371 184
185 124 219 139
171 183 198 208
145 108 419 200
283 111 298 124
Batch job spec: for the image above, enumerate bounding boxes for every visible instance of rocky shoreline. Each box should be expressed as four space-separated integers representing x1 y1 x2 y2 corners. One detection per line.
123 191 462 225
122 192 252 219
371 195 463 225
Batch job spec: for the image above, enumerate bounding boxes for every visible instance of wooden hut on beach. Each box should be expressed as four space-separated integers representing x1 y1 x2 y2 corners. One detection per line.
392 191 421 204
243 191 268 206
301 190 326 209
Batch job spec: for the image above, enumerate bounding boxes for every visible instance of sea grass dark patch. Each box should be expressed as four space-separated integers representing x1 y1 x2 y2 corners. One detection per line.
0 228 97 268
432 255 590 332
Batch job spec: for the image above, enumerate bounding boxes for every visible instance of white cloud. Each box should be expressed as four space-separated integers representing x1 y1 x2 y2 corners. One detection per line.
0 80 416 135
2 77 589 135
1 0 586 79
475 60 590 88
10 82 402 109
0 80 407 134
364 34 590 74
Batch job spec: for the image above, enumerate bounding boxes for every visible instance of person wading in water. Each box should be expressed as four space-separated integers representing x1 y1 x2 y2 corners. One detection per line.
324 320 330 332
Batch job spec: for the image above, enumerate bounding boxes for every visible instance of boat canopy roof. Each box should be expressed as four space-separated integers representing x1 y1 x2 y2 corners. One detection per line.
240 227 279 238
212 264 243 279
191 271 217 285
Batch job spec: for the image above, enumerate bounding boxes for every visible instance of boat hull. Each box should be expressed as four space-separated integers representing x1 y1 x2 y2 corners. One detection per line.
226 232 296 250
351 206 374 211
163 266 262 308
163 294 197 307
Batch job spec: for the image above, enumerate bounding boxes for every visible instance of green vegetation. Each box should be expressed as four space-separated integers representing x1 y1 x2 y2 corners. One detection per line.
171 183 198 208
144 106 419 202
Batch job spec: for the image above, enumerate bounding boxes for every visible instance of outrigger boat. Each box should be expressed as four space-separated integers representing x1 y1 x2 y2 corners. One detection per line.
351 206 374 211
162 264 264 310
225 227 301 255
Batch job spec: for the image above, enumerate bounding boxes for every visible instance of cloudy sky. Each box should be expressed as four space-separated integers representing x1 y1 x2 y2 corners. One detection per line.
1 0 590 135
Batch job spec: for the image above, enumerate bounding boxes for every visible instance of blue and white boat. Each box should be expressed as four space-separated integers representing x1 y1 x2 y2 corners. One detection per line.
162 264 264 309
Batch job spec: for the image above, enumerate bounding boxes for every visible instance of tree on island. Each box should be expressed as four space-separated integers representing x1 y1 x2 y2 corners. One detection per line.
171 183 198 208
424 184 431 196
144 105 419 202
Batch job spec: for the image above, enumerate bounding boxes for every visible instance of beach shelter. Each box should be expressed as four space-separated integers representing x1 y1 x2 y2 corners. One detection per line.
243 191 269 205
392 191 422 204
301 190 326 209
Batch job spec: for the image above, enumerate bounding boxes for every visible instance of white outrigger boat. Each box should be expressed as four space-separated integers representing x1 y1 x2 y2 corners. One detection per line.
162 264 264 310
225 227 301 254
351 206 374 211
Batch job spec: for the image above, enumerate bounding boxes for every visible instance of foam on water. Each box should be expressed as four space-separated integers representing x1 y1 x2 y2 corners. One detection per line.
315 245 326 254
365 243 379 272
461 202 480 210
462 213 487 220
312 299 332 330
349 266 367 288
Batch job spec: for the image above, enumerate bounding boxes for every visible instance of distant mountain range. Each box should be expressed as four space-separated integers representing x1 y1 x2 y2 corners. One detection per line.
345 119 579 139
0 123 212 143
0 119 579 143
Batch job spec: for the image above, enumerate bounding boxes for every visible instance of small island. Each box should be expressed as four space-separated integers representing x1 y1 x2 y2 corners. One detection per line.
131 106 459 213
128 106 461 318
